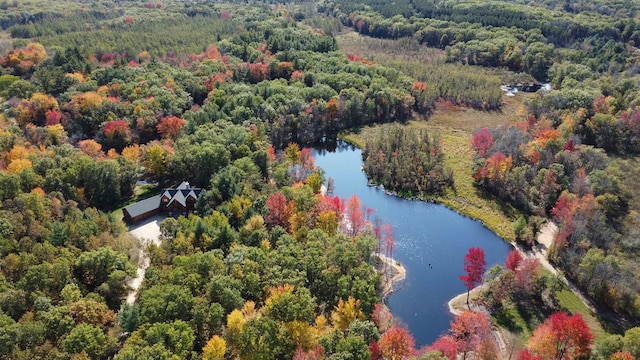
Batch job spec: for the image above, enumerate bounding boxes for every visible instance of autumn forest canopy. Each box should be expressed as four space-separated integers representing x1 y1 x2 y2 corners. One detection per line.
1 0 640 359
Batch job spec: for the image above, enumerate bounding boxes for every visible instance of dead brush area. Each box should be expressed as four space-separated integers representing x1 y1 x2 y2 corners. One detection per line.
336 30 446 65
425 93 532 132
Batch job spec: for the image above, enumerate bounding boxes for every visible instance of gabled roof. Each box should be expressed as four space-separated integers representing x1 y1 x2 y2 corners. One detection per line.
124 182 202 222
162 182 202 208
123 195 161 218
176 181 191 189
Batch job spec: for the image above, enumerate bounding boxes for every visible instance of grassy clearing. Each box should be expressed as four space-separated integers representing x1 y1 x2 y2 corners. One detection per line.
555 288 607 341
493 302 533 339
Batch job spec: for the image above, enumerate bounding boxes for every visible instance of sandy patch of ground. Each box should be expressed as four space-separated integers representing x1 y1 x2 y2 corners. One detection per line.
372 252 407 298
536 221 557 249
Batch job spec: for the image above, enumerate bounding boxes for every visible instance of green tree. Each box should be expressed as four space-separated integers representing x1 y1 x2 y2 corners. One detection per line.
74 247 134 308
118 303 140 333
623 327 640 359
0 313 18 356
63 323 113 360
143 320 195 358
139 285 194 324
238 317 284 360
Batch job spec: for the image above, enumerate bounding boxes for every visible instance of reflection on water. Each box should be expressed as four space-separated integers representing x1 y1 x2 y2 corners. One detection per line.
313 140 512 346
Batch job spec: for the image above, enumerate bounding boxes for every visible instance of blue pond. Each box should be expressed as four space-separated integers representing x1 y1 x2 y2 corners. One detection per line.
313 140 512 346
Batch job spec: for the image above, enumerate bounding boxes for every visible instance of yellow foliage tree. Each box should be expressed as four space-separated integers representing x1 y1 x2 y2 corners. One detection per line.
305 171 322 193
47 124 67 145
314 315 329 336
226 309 246 345
331 296 365 331
72 91 104 112
242 300 257 319
66 72 85 83
142 143 170 182
6 158 32 174
285 143 300 165
122 144 141 164
289 211 309 237
107 148 119 159
173 232 195 255
265 284 295 308
8 144 32 161
284 320 317 351
202 335 226 360
316 210 338 236
228 195 252 224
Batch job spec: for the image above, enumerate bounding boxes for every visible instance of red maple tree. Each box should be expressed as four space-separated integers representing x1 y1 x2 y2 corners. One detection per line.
518 349 543 360
505 249 523 272
471 128 494 157
369 340 383 360
450 310 493 358
426 335 458 360
459 247 486 308
265 192 292 228
516 258 541 294
371 303 395 333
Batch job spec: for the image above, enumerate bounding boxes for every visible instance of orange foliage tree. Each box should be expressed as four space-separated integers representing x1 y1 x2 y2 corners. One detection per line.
609 352 635 360
78 140 103 159
378 326 415 360
344 194 366 236
449 310 493 358
0 42 47 75
526 312 593 360
157 115 185 139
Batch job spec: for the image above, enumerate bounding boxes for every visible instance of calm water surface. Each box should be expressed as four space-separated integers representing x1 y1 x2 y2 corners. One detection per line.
313 141 512 346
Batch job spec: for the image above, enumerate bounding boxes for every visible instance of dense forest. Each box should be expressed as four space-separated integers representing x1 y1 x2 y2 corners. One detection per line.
2 0 640 359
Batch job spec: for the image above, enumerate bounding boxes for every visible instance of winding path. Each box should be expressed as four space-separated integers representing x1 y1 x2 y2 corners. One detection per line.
125 215 163 305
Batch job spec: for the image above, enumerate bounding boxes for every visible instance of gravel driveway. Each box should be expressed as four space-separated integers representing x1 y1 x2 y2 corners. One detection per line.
125 215 165 304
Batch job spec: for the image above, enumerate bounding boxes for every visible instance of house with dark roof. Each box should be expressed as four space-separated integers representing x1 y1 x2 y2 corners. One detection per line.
123 182 202 224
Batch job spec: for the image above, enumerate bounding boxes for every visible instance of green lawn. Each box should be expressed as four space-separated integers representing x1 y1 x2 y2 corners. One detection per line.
555 287 607 341
493 301 533 339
